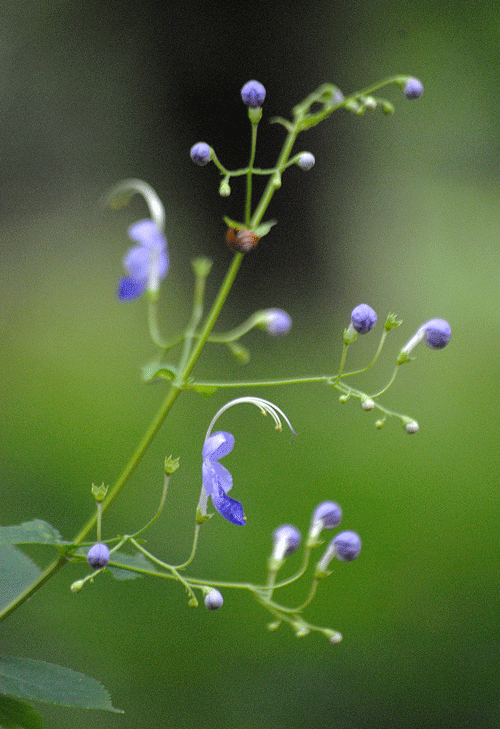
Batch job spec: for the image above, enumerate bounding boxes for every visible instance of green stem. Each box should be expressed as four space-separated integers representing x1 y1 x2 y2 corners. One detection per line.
0 253 244 622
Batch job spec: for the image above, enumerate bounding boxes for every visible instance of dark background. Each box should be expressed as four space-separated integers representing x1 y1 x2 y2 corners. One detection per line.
0 1 499 727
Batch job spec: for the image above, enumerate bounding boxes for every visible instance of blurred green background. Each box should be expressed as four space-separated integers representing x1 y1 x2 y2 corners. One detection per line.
0 1 499 727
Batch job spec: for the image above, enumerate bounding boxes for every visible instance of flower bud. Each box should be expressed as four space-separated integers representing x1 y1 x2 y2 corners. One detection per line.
332 531 362 562
361 398 375 411
204 588 224 610
297 152 315 171
404 420 419 434
351 304 377 334
190 142 212 166
87 543 110 570
308 501 342 547
240 80 266 108
403 77 424 99
262 308 292 336
272 524 302 559
422 319 451 350
312 501 342 530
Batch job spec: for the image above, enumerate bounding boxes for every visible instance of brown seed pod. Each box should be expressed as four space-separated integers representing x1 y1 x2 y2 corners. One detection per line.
225 227 260 253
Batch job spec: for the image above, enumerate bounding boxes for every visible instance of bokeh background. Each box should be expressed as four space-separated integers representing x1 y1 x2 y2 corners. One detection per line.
0 1 499 727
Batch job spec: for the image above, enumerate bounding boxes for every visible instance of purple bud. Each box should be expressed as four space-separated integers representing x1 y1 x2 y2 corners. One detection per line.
190 142 212 166
273 524 302 556
422 319 451 350
351 304 377 334
263 309 292 336
332 531 362 562
403 77 424 100
312 501 342 529
241 80 266 108
204 588 224 610
87 543 110 569
297 153 315 171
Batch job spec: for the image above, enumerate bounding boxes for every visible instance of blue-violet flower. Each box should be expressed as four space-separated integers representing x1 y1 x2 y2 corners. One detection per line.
118 219 169 301
202 431 246 526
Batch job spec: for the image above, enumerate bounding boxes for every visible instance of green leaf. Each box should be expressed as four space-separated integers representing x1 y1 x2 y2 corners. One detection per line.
149 367 177 383
0 546 40 612
0 521 70 546
188 383 218 398
0 656 123 713
223 216 244 230
253 220 277 239
0 695 43 729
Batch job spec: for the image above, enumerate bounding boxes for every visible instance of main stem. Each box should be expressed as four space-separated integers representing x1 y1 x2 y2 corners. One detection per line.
0 252 244 621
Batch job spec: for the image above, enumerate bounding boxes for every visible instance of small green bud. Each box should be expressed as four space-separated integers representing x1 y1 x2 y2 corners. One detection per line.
339 394 349 404
267 620 282 632
164 456 180 475
381 100 395 115
219 179 231 197
91 483 108 502
375 418 386 429
70 579 85 593
188 597 199 608
228 342 250 364
192 257 213 278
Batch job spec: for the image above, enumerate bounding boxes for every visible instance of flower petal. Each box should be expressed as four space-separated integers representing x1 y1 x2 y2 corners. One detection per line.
202 459 233 496
123 245 151 280
117 277 147 300
210 480 246 526
128 219 167 251
202 431 235 462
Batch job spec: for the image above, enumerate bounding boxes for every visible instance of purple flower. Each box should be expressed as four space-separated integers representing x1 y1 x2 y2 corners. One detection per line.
241 80 266 108
118 219 169 301
351 304 377 334
263 309 292 336
403 77 424 99
190 142 211 166
87 543 110 569
202 431 246 526
422 318 451 350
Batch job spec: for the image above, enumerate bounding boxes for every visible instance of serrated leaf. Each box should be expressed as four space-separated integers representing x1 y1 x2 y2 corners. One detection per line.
0 657 123 713
0 521 70 546
149 367 177 382
0 694 43 729
0 546 40 612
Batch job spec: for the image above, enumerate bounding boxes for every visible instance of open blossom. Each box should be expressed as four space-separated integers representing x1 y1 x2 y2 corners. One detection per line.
118 219 169 300
202 431 246 526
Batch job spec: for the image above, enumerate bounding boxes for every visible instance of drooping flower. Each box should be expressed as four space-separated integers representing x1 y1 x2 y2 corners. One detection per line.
117 219 169 301
199 397 295 527
202 431 246 526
